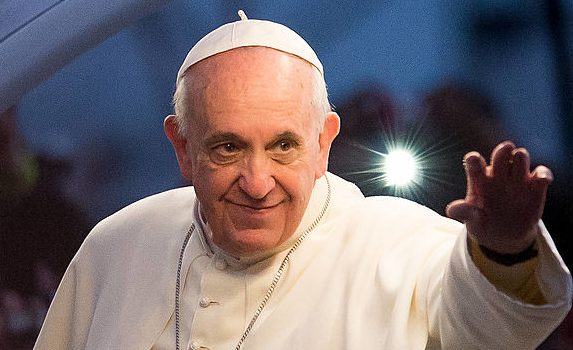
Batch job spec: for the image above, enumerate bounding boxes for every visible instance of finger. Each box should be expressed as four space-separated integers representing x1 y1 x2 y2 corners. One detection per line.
510 148 530 181
531 165 554 188
529 165 553 216
491 141 515 178
464 151 487 197
446 199 479 223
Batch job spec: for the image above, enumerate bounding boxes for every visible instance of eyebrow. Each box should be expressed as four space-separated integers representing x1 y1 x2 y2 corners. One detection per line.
203 132 246 147
203 131 304 148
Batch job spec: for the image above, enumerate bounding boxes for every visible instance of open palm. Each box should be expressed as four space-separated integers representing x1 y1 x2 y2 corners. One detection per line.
446 141 553 254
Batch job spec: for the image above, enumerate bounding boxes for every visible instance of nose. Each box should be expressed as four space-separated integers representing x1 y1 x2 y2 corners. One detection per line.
238 153 276 200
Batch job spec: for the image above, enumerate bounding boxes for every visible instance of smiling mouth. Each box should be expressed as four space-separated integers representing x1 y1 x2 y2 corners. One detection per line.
227 200 282 212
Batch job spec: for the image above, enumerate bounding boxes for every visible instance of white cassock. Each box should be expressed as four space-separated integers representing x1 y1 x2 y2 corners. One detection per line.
35 173 572 349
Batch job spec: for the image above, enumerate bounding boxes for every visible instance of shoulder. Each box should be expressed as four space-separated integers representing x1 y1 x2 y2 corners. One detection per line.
99 186 196 227
327 173 446 220
326 172 364 208
55 188 199 339
361 195 439 219
346 193 463 245
80 186 198 257
325 172 461 241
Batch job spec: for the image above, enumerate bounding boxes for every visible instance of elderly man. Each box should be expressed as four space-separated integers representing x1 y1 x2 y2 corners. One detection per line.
35 13 571 350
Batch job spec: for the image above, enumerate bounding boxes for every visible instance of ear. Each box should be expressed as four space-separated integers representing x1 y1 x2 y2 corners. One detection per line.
164 115 194 182
315 112 340 179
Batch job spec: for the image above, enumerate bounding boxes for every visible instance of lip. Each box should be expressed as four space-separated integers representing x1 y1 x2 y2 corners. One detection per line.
226 200 282 213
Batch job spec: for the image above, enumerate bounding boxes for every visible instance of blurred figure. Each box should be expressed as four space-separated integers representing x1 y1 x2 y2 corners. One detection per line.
0 107 36 204
330 82 506 212
416 81 508 215
538 164 573 349
0 107 89 348
420 82 573 349
329 86 397 196
539 308 573 349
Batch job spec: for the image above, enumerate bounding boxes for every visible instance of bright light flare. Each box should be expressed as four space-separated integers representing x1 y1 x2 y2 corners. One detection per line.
383 149 418 187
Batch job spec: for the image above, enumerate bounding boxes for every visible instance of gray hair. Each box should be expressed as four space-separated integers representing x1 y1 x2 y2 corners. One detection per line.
172 65 331 137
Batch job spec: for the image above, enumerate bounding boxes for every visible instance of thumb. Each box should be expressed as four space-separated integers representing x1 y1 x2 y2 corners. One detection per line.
446 200 478 223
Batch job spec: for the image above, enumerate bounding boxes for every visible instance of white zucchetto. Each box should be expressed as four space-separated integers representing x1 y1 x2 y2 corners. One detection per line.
176 10 323 84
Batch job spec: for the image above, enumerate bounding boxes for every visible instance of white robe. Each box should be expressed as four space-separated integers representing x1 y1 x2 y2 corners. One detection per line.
34 173 572 349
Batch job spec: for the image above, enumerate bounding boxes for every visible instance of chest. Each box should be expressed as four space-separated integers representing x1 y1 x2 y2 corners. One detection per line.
156 235 427 350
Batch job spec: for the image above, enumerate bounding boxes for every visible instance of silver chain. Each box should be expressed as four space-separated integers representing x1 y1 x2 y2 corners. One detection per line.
174 175 331 350
175 224 196 350
235 175 331 350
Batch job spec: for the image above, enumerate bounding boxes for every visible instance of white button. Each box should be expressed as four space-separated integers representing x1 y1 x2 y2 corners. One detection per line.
214 258 227 270
199 296 211 308
189 340 201 350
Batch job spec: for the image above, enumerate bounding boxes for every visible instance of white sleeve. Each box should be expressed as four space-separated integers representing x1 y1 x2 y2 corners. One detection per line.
428 221 572 349
34 257 92 350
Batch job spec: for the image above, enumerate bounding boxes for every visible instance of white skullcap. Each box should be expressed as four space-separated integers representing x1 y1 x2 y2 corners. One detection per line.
176 10 323 85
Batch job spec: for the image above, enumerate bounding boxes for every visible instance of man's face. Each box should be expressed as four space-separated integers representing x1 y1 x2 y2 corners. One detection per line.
167 47 339 257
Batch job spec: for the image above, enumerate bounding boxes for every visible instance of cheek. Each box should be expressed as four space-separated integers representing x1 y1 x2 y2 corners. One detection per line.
280 169 315 205
310 136 328 178
192 162 237 201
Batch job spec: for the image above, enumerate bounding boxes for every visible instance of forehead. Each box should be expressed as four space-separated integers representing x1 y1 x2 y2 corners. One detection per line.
184 47 320 127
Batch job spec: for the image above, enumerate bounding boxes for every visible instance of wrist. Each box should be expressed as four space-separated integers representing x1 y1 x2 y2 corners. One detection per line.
467 224 540 256
478 241 538 266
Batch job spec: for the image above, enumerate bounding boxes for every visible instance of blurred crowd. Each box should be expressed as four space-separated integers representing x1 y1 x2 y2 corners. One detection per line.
1 80 572 348
330 81 573 349
0 107 88 349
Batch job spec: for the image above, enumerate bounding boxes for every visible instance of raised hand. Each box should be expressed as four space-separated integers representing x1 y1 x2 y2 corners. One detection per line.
446 141 553 254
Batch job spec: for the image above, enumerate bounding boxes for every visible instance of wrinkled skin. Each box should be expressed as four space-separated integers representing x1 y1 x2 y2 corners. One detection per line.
165 47 339 257
447 141 553 254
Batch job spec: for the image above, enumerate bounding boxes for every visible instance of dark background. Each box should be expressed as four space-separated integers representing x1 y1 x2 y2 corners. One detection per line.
1 1 572 348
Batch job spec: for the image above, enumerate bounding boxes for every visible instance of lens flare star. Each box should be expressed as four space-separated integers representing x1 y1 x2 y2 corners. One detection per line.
338 123 463 203
382 149 418 187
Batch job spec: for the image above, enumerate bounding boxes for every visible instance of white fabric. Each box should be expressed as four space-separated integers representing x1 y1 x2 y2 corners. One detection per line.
176 17 323 85
34 173 572 349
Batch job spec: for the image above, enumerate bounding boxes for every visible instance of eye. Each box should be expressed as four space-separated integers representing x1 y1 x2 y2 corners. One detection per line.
220 143 238 153
277 140 295 152
269 138 300 164
209 142 242 164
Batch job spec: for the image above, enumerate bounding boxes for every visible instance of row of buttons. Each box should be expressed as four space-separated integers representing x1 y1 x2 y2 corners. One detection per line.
188 255 228 349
